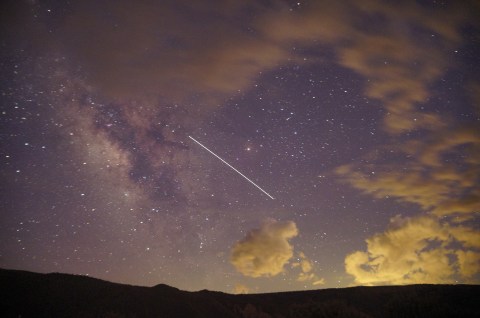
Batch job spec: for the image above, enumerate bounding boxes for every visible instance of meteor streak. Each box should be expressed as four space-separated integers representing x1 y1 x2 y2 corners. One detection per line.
189 136 275 200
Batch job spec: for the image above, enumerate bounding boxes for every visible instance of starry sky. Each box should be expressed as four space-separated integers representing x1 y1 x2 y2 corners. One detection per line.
1 0 479 294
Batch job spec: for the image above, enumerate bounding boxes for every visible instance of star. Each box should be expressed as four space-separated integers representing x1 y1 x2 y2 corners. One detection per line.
0 0 478 294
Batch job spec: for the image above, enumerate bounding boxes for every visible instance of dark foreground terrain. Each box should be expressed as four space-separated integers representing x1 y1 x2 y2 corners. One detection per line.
1 268 479 318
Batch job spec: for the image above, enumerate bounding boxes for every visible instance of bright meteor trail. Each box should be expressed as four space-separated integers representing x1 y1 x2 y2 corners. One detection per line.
189 136 275 200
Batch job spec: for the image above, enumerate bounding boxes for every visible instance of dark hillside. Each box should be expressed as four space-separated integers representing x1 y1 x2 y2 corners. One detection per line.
1 268 479 318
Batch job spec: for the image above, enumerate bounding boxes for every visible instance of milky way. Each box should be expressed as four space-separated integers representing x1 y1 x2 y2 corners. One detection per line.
1 0 479 293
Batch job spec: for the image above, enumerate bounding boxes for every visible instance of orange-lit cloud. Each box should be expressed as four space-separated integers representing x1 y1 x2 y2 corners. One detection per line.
292 252 325 286
338 122 480 285
230 220 298 278
40 0 472 128
341 1 468 134
259 1 470 134
50 1 476 212
345 215 479 285
456 251 480 278
233 284 250 294
336 127 480 219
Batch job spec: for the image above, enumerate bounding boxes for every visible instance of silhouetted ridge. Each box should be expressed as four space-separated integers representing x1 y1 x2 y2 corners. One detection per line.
1 268 479 317
152 283 180 292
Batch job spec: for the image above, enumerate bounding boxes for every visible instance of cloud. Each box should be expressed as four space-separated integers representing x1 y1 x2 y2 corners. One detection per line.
28 1 473 128
312 278 326 286
345 215 480 285
298 252 313 273
338 125 480 285
10 1 477 211
54 1 476 207
55 0 290 103
230 220 298 278
332 1 465 134
233 284 250 294
230 224 326 285
292 252 325 286
336 127 480 219
259 1 473 134
456 251 480 278
13 1 475 208
232 0 480 287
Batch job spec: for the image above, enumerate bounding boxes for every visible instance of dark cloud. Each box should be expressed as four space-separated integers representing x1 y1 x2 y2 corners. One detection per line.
52 0 288 104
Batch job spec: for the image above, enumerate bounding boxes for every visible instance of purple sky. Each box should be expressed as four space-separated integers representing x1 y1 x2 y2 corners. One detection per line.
1 0 479 293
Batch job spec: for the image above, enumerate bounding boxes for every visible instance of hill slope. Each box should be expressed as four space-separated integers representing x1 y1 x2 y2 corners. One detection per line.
1 268 479 317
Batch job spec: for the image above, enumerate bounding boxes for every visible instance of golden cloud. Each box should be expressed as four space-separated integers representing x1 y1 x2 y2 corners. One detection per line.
259 1 471 134
336 127 480 219
345 215 480 285
292 252 325 286
269 0 480 287
456 251 480 278
339 124 480 284
233 284 250 294
313 278 326 286
230 220 298 278
299 252 313 273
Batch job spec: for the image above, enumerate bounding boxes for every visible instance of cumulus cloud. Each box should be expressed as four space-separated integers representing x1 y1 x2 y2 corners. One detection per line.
345 215 480 285
335 58 479 285
338 124 480 285
231 223 326 285
292 252 325 286
230 220 298 278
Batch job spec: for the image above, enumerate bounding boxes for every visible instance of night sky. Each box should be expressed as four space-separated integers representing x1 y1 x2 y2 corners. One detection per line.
1 0 479 294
